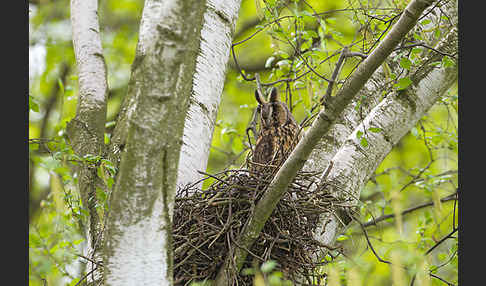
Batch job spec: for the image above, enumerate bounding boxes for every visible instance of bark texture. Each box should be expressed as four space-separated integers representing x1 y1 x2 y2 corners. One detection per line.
177 0 242 190
311 0 458 258
313 40 457 249
103 0 207 285
215 1 437 283
68 0 108 282
109 1 242 193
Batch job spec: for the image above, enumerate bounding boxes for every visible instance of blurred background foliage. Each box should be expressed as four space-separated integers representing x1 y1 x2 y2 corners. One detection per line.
29 0 457 285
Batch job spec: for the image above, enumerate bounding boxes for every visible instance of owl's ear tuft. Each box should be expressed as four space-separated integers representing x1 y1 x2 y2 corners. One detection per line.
255 89 265 104
269 87 279 102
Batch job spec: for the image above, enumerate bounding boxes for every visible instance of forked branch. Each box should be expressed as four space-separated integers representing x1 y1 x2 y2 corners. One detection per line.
215 0 438 284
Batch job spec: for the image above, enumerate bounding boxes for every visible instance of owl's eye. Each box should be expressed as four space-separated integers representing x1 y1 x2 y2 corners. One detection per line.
261 105 272 119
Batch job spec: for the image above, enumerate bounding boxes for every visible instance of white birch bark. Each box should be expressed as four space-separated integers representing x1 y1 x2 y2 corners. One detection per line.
215 1 437 283
103 1 207 285
69 0 108 282
177 0 242 190
302 65 387 173
313 47 457 247
311 0 458 255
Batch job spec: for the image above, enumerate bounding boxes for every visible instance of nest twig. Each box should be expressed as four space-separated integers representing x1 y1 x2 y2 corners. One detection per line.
173 166 350 285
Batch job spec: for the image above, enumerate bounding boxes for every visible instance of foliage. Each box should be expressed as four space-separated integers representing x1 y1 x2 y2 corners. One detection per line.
29 0 457 285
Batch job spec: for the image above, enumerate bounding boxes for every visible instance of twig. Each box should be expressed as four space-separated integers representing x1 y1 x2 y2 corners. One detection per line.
321 47 348 103
76 253 104 267
352 213 392 265
429 273 456 286
74 267 98 286
364 192 458 227
215 1 439 283
425 227 457 255
395 41 457 58
197 170 232 186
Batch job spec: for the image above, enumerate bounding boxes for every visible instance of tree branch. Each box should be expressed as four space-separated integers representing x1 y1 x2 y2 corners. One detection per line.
215 0 438 283
363 192 458 227
67 0 108 282
309 0 457 257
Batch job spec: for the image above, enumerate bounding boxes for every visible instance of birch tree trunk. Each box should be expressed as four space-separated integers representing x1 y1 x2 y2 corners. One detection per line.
103 0 242 285
108 1 242 192
176 0 242 190
310 0 458 258
312 34 457 256
215 1 439 283
67 0 108 282
103 1 207 285
66 0 456 284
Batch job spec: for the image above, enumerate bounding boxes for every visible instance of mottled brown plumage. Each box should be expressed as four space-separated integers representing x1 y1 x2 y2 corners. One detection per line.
250 87 301 174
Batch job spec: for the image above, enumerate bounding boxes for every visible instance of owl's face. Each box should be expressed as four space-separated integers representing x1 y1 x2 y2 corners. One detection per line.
251 87 300 172
255 87 293 128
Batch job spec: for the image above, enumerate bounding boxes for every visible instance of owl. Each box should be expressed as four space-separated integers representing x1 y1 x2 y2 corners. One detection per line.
250 87 301 175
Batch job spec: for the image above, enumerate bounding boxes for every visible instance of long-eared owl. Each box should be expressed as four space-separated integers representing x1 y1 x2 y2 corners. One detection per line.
250 87 301 174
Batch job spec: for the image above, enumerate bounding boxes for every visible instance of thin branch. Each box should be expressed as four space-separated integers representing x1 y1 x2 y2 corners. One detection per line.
365 12 402 54
73 267 98 286
76 253 104 267
321 47 348 103
363 192 458 227
215 1 437 283
425 227 457 255
429 273 456 286
353 213 393 265
395 41 457 59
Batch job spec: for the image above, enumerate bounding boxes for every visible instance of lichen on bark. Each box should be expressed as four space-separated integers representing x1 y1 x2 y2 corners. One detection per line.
103 0 208 285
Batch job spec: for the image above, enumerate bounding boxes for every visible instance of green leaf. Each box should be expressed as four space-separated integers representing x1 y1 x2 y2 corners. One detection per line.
276 59 291 72
275 50 289 59
68 278 81 286
442 56 455 68
83 154 102 163
72 238 84 245
411 47 422 55
97 165 105 181
394 77 413 90
29 95 39 112
413 32 423 41
221 127 237 136
336 234 349 241
266 0 276 7
58 78 65 95
261 260 278 273
241 268 255 276
356 130 363 139
268 274 282 286
106 177 115 189
305 30 318 39
292 80 305 89
29 141 39 151
360 137 369 147
368 127 382 133
96 187 107 203
434 28 441 38
399 57 412 70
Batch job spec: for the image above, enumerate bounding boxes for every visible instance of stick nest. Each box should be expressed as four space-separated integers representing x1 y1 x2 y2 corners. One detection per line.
173 166 346 285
